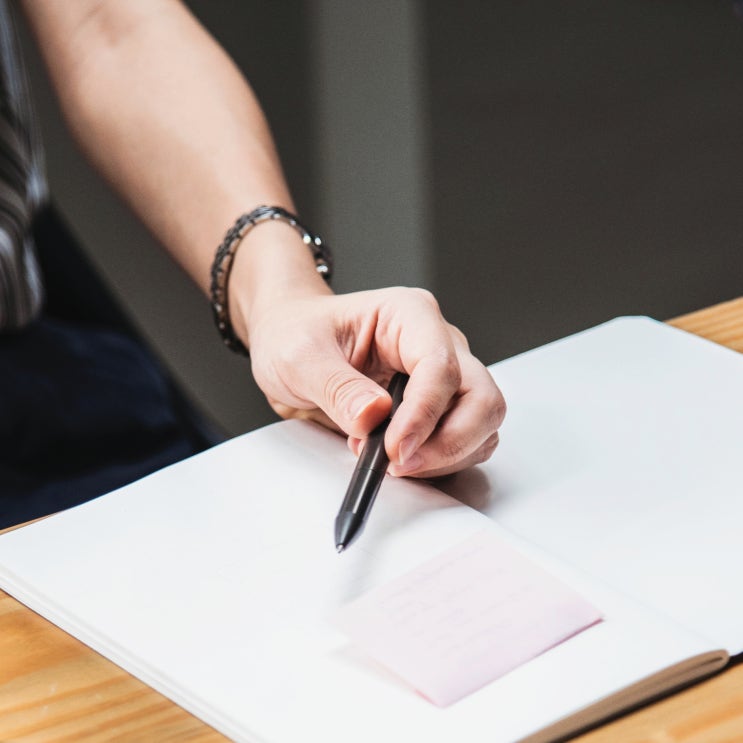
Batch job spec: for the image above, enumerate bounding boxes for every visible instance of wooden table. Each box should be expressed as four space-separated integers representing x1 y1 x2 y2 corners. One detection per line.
2 298 743 742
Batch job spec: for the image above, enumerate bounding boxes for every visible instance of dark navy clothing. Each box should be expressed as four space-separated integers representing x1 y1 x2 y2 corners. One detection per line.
0 206 221 529
0 318 205 526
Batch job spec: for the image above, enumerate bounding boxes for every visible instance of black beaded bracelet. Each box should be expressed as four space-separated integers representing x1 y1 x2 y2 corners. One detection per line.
210 205 333 356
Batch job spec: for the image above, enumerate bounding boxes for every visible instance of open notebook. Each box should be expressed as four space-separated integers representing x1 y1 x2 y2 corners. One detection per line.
0 316 741 742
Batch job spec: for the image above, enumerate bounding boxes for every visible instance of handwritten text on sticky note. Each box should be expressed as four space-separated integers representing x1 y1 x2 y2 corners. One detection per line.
334 529 602 707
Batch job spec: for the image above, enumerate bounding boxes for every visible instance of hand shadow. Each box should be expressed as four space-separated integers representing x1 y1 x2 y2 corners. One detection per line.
429 465 500 514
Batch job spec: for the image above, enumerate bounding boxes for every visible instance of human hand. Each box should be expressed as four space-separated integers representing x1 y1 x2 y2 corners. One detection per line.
245 286 505 478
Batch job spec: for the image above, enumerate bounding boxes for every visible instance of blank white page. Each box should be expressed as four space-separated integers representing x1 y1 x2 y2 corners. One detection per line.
0 418 721 743
457 317 743 653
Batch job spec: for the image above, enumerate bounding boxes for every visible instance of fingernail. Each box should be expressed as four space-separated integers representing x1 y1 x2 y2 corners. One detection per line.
398 434 419 466
351 392 382 421
392 452 423 476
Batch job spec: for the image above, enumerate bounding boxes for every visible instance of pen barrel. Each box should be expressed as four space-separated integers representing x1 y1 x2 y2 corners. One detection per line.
334 372 409 550
334 436 389 548
339 462 385 514
357 423 389 470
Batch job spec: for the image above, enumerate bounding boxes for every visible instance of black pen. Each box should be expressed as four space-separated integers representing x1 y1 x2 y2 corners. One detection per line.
334 372 409 553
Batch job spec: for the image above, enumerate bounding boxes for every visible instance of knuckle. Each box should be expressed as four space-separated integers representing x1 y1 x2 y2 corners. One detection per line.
489 393 507 429
470 382 506 432
417 393 443 426
411 287 440 311
479 432 500 462
441 352 463 389
440 435 468 465
425 343 462 389
447 322 470 350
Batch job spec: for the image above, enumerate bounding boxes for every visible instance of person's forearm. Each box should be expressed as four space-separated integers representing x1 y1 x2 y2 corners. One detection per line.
21 1 506 469
21 0 329 334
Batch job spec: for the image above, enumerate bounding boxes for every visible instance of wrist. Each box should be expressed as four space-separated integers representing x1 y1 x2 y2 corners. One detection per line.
222 215 333 352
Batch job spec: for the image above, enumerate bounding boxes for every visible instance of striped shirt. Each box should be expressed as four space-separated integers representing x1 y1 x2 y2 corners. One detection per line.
0 0 45 331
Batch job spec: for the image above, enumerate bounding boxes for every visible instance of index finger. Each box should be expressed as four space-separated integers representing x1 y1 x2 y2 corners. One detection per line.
382 296 462 466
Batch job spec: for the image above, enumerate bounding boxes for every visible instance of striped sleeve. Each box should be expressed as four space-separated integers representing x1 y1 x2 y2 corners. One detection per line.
0 0 46 330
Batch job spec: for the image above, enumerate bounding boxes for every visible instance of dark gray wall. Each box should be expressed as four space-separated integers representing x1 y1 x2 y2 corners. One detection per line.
308 1 431 292
425 1 743 365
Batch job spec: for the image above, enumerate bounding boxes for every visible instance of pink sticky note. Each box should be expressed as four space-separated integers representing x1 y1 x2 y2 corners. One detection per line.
334 529 602 707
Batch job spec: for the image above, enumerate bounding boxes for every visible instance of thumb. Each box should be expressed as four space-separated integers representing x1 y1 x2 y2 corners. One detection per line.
312 361 391 438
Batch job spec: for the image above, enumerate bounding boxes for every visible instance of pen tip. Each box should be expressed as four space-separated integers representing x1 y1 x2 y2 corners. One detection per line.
336 544 345 554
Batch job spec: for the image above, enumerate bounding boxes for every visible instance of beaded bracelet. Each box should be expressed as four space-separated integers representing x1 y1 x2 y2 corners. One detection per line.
210 205 333 356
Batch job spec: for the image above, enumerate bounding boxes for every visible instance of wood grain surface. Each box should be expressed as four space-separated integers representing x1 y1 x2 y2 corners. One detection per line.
2 298 743 742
